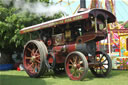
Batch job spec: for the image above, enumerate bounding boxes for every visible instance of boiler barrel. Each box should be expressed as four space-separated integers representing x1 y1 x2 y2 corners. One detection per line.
53 40 96 56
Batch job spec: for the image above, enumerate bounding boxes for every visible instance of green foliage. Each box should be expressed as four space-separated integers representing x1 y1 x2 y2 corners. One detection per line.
0 0 63 54
118 21 124 24
118 21 128 29
124 22 128 28
26 0 49 3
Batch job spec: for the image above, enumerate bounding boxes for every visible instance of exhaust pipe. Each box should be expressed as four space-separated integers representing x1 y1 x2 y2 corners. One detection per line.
78 0 88 13
80 0 86 8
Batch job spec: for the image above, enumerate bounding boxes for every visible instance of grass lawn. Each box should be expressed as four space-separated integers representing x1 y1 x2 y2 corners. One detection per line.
0 70 128 85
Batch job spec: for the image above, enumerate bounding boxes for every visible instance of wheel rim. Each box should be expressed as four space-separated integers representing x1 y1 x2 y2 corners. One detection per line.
66 54 85 80
24 42 41 75
91 51 111 76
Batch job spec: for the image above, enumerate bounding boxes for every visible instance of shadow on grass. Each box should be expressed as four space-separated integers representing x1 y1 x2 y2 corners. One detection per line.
41 71 68 79
42 70 123 81
0 74 54 85
83 70 125 81
43 70 95 81
107 70 128 78
1 70 126 85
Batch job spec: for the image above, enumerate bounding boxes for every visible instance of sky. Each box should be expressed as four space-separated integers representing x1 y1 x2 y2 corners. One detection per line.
52 0 128 22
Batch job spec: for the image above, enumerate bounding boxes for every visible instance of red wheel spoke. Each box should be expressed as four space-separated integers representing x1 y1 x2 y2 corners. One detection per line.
70 59 73 64
72 71 75 76
78 69 83 74
30 63 36 73
27 63 34 69
35 59 40 64
79 61 83 65
31 49 36 56
32 66 35 73
31 53 33 56
29 60 32 64
73 57 76 63
34 49 39 56
77 58 83 65
25 56 31 60
32 49 35 54
77 58 80 63
69 64 73 67
36 55 40 58
33 63 38 73
74 56 77 64
72 70 77 76
27 48 32 52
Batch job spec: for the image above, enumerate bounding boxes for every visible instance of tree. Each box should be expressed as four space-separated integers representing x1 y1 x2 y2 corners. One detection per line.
118 21 128 29
0 0 63 55
124 22 128 29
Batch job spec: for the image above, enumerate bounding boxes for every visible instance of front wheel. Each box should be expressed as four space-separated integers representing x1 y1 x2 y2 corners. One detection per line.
65 51 88 81
23 40 48 78
90 51 112 77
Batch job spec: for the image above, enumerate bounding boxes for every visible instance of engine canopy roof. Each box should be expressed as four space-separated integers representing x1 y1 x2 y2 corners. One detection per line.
20 8 116 34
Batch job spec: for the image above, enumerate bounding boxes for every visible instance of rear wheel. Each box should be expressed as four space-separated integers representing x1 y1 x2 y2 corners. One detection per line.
65 51 88 80
23 40 48 78
90 51 112 77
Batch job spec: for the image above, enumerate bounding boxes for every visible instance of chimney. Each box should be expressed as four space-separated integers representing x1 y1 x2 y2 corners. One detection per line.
78 0 87 13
